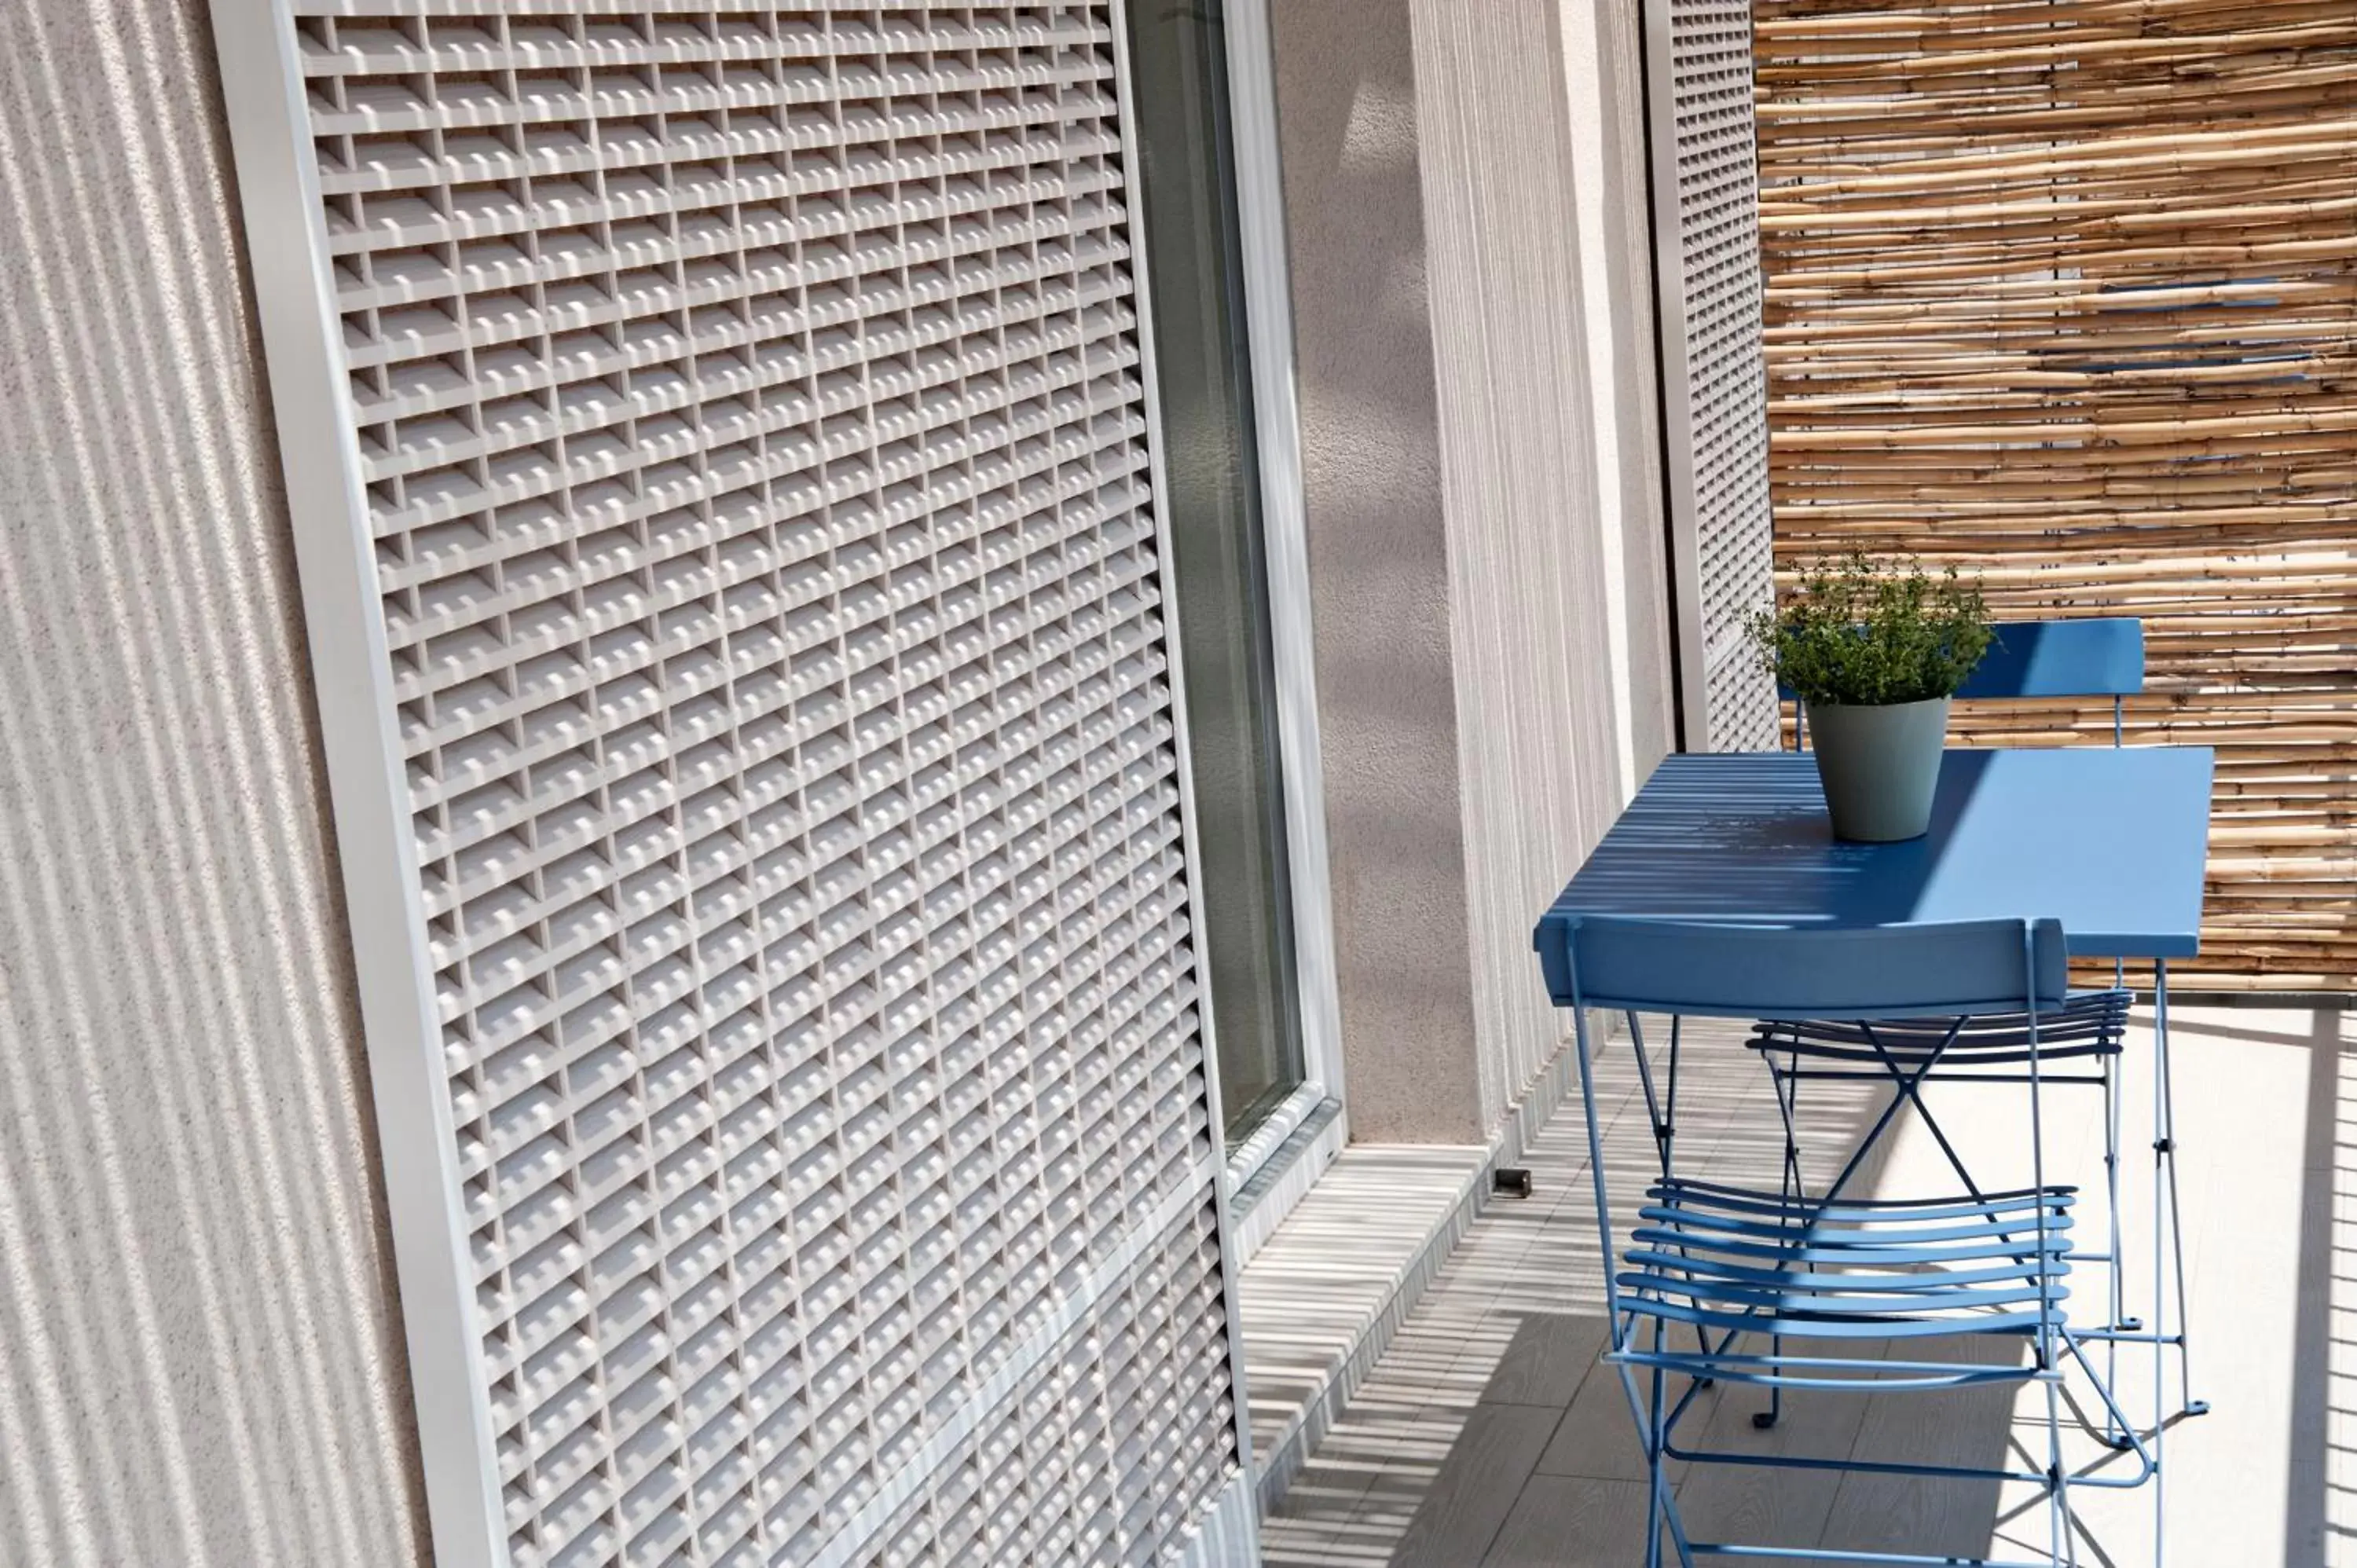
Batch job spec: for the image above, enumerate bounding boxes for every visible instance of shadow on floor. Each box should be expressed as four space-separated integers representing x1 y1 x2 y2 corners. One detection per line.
2284 1006 2345 1567
1263 1005 2355 1566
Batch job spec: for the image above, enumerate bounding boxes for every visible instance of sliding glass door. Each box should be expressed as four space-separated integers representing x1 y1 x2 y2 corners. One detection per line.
1126 0 1307 1145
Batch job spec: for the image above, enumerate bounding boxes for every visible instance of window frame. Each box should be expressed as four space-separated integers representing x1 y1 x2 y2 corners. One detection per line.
1202 0 1350 1240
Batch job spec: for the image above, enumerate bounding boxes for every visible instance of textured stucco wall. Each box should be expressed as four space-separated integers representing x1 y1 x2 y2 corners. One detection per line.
1267 0 1487 1145
1272 0 1675 1142
0 5 427 1565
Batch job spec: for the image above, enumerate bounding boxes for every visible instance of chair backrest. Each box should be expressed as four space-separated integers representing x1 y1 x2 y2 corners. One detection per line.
1532 914 2070 1020
1954 617 2143 701
1783 617 2143 749
1779 617 2143 705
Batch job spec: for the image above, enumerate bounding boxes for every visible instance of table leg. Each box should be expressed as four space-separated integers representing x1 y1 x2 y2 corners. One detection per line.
2138 956 2159 1560
2102 1047 2130 1449
2147 956 2213 1565
2154 962 2206 1420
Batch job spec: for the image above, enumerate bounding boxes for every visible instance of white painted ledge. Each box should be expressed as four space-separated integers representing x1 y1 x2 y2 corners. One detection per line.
1238 1142 1490 1510
1237 1028 1595 1510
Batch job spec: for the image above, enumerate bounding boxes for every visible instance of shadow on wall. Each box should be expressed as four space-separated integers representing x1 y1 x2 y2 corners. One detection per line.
1266 0 1486 1145
1269 0 1653 1146
0 4 425 1566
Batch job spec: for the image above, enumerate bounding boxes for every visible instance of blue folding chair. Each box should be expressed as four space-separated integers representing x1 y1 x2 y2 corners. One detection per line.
1787 617 2144 752
1769 618 2186 1439
1533 916 2152 1568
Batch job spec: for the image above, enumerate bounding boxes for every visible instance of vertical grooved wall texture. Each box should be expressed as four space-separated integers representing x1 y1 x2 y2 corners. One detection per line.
221 3 1244 1566
0 2 428 1566
1412 0 1632 1130
1568 0 1678 783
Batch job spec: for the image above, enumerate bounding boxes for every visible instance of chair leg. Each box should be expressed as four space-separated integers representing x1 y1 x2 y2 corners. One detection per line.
1855 1026 2028 1262
1638 1014 1717 1376
1888 1083 2050 1270
2044 1374 2078 1566
1664 1019 1717 1379
1629 1010 1667 1175
1755 1050 1802 1431
1653 1467 1696 1568
2154 967 2208 1421
2099 1052 2132 1448
1780 1047 1804 1200
1643 1343 1699 1568
1646 1347 1667 1568
2150 969 2170 1563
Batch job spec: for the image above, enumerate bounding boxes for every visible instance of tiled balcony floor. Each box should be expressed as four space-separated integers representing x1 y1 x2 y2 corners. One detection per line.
1259 1003 2354 1566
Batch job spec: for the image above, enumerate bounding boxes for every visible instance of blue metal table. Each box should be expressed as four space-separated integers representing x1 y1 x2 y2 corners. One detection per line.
1538 746 2214 961
1535 743 2216 1557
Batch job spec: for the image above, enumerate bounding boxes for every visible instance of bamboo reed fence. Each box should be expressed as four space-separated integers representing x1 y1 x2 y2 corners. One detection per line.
1754 0 2357 989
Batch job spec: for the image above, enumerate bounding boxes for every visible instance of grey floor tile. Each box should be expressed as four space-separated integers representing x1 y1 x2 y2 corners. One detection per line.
1530 1356 1701 1486
1812 1335 2025 1563
1668 1338 1886 1559
1258 1513 1360 1568
1474 1310 1608 1410
1479 1474 1655 1568
1390 1402 1563 1568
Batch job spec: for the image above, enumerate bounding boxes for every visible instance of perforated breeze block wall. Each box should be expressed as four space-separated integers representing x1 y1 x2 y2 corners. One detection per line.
213 4 1244 1565
1656 0 1776 750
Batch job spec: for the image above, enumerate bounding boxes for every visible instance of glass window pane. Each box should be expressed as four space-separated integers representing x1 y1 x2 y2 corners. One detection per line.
1127 0 1305 1142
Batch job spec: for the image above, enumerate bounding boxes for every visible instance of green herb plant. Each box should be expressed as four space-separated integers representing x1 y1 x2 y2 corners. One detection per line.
1746 551 1995 707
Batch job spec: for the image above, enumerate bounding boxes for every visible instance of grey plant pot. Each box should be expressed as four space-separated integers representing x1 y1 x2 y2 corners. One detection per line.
1805 696 1951 842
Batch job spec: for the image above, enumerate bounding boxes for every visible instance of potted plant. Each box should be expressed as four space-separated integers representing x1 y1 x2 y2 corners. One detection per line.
1746 552 1994 842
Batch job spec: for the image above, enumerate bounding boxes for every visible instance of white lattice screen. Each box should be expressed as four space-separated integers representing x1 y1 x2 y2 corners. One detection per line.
1644 0 1776 751
212 3 1248 1564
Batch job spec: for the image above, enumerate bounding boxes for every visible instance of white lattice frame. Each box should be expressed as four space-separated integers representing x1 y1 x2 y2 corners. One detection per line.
1642 0 1778 753
211 6 508 1560
209 2 1259 1563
